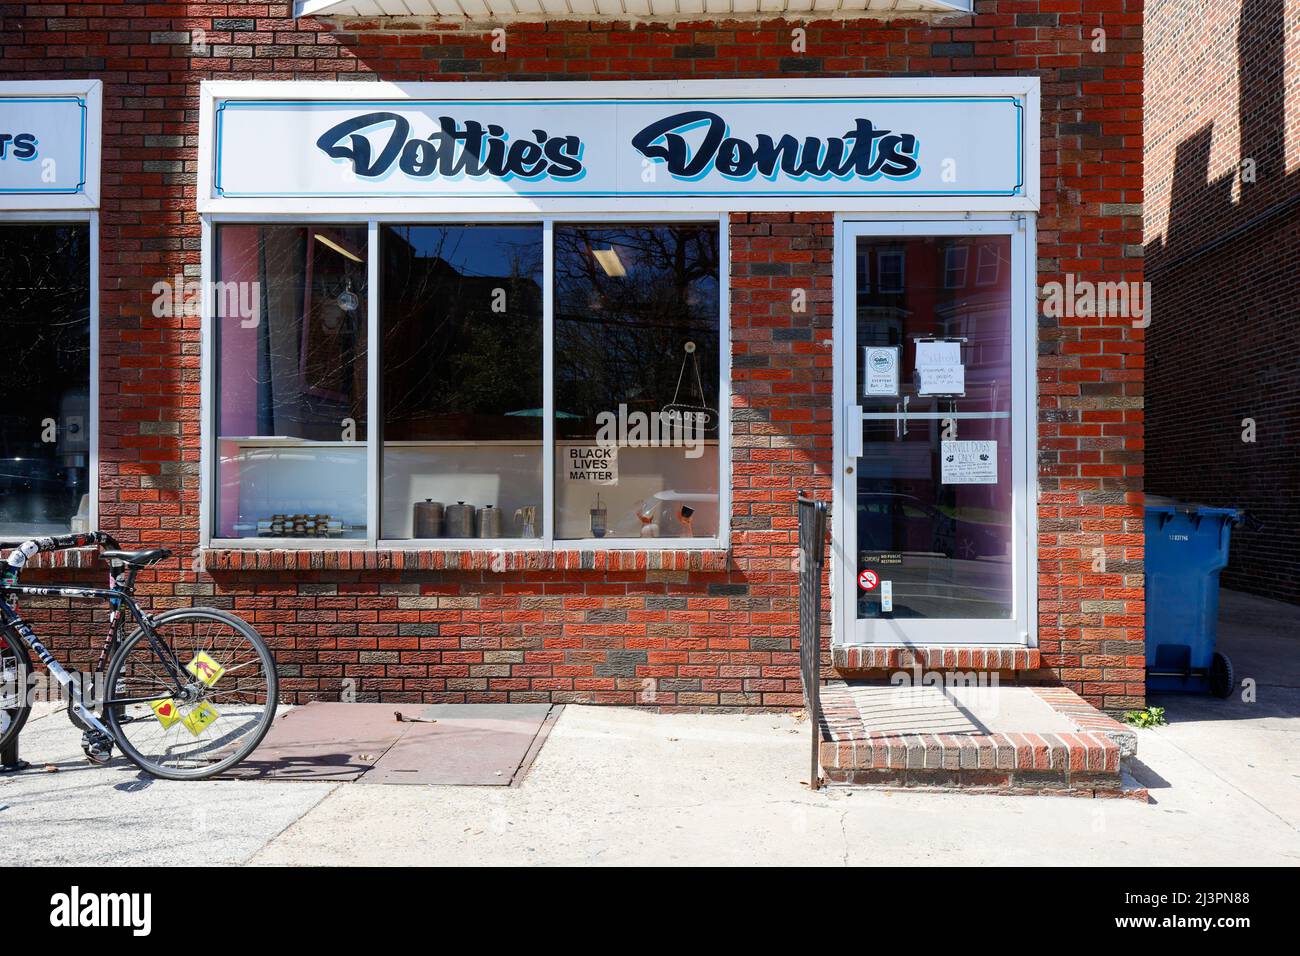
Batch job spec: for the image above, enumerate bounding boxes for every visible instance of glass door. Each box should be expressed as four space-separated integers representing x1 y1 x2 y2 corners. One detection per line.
839 221 1031 645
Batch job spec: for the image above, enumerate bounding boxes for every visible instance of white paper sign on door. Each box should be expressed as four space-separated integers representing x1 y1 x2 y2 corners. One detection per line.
863 346 900 397
916 339 965 395
941 440 997 484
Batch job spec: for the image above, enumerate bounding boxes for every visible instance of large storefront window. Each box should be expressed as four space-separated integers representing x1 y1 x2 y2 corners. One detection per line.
554 224 720 539
214 224 369 540
381 225 543 539
209 220 724 546
0 223 92 538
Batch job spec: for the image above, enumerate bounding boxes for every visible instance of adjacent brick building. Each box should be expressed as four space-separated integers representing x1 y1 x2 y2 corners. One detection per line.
0 1 1145 713
1145 0 1299 603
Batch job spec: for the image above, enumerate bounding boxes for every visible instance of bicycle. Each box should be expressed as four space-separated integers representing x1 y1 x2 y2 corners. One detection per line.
0 531 277 780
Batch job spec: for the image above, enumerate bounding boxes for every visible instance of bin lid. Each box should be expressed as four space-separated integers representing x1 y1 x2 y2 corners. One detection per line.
1144 495 1243 519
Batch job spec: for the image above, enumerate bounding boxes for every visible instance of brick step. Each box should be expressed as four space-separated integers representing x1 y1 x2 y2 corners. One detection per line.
818 682 1146 800
833 645 1041 673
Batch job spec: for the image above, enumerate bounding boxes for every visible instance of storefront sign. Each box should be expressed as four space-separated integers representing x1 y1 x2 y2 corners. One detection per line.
941 440 998 484
0 81 101 208
204 80 1033 208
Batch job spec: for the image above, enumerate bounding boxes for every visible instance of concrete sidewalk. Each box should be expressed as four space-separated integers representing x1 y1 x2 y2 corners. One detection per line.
2 588 1297 867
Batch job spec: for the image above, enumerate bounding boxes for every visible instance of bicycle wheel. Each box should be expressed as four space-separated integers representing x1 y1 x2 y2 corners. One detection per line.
1 628 32 756
105 608 277 780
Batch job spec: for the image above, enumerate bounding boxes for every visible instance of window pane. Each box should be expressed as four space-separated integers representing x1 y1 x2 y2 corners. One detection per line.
553 224 720 540
380 225 543 540
214 225 368 540
854 234 1014 620
0 224 91 537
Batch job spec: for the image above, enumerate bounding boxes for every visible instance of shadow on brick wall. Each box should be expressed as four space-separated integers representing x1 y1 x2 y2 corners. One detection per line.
1145 0 1300 603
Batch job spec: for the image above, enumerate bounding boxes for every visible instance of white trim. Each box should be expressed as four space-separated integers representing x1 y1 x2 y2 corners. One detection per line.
831 216 1037 648
197 78 1040 215
199 212 732 551
541 219 556 549
0 79 101 211
0 211 99 543
365 221 380 547
294 0 976 17
199 216 214 549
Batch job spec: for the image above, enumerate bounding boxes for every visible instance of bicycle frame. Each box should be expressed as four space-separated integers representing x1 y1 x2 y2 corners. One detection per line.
0 575 190 739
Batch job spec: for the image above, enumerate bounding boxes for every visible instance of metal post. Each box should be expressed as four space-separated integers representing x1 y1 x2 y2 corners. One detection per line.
797 492 828 791
1 734 27 773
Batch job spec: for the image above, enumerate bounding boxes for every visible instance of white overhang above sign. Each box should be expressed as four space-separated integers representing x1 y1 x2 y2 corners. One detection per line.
295 0 975 19
199 78 1039 213
0 80 102 211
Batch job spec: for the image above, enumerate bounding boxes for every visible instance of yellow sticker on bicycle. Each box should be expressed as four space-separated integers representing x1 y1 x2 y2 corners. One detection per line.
149 698 182 730
182 701 220 736
186 652 226 687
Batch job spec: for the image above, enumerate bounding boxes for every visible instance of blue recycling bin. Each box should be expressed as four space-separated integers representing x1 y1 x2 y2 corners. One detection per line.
1144 497 1243 697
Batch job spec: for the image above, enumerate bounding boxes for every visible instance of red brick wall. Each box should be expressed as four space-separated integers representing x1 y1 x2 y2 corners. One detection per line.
1145 0 1300 603
0 1 1144 710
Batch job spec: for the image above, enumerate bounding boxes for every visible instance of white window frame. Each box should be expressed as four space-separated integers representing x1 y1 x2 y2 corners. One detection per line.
0 210 100 545
831 213 1038 648
200 211 731 551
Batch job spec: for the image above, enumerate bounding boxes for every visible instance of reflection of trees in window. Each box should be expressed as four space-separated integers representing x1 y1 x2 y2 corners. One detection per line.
381 225 542 442
553 224 719 439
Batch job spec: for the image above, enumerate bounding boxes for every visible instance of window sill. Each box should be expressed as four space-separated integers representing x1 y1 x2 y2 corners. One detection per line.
200 546 731 573
0 546 101 571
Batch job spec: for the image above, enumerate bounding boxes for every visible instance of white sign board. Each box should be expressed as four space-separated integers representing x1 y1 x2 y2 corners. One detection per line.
566 445 618 485
0 81 101 209
941 440 998 484
863 346 900 397
203 80 1033 210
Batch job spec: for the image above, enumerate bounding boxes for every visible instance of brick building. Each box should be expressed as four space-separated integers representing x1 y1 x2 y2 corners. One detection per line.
0 0 1145 715
1145 0 1299 604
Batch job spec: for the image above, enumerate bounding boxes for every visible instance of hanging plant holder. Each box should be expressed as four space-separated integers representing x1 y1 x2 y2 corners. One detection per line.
662 341 719 434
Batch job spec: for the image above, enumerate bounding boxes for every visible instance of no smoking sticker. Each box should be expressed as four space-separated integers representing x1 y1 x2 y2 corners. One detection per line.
858 569 878 591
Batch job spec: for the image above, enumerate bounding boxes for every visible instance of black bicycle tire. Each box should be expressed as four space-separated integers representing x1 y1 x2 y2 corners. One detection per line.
105 607 278 780
0 627 33 755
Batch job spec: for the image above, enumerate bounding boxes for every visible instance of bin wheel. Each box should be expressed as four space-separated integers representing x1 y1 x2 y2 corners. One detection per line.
1209 652 1235 699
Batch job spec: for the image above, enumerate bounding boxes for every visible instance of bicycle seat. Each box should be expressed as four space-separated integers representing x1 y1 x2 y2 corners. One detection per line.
100 548 173 568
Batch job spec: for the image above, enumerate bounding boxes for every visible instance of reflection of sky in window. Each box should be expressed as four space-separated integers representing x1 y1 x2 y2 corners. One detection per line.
395 225 541 281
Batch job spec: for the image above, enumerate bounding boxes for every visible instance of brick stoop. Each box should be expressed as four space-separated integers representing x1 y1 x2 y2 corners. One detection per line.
818 682 1146 800
833 645 1041 673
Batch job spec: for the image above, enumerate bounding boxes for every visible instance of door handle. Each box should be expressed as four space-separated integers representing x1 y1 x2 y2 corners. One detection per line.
847 405 864 459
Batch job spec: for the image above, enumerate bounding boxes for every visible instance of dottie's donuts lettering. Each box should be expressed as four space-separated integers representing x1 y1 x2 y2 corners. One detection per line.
630 110 919 181
0 132 39 161
316 111 585 180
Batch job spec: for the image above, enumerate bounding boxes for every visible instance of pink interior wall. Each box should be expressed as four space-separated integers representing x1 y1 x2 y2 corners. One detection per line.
216 225 261 536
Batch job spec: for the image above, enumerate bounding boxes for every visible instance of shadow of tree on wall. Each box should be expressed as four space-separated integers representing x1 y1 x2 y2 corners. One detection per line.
1145 0 1300 603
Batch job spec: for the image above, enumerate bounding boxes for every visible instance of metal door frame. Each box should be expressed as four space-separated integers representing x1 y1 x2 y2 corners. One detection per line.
831 216 1038 648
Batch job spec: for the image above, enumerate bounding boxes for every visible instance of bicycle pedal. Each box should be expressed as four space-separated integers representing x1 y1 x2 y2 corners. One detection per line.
80 731 114 765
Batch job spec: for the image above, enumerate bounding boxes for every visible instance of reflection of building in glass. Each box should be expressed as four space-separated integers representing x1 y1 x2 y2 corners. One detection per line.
0 224 92 536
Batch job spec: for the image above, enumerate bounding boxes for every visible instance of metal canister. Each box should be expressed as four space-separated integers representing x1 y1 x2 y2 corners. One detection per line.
413 499 443 538
444 501 475 538
477 505 502 538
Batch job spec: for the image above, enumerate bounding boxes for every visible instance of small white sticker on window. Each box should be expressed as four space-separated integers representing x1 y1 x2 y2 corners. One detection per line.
880 580 893 613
